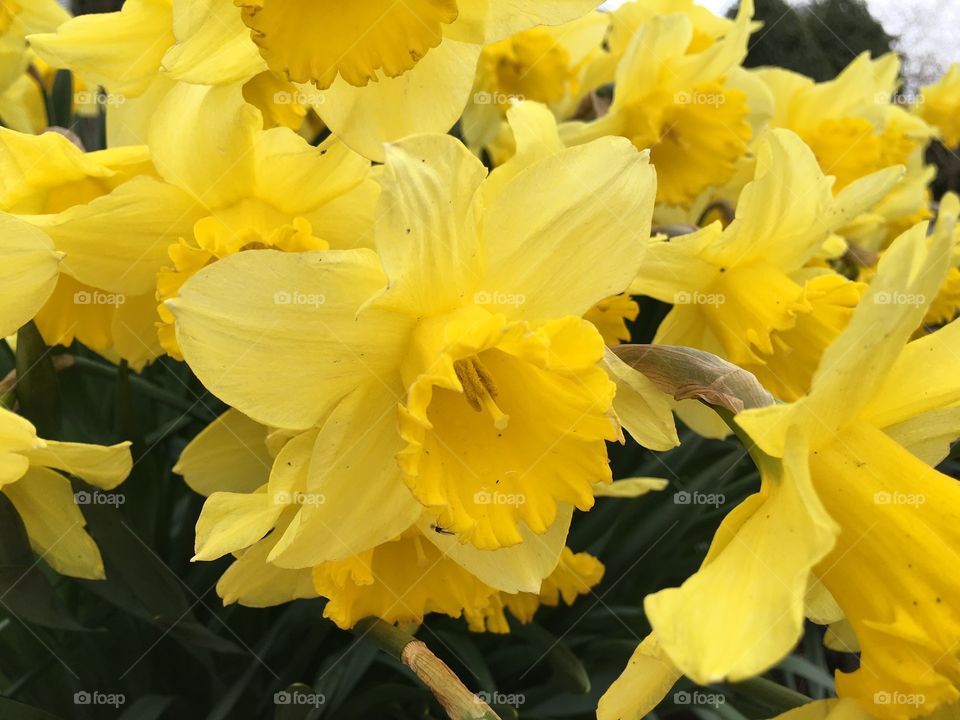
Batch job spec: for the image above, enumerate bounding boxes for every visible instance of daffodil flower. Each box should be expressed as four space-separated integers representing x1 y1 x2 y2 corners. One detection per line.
460 12 608 163
27 0 290 145
0 407 131 579
757 53 937 251
560 0 759 207
148 83 376 357
0 0 67 95
631 129 903 423
0 0 69 133
607 196 960 719
167 129 677 604
0 128 198 367
465 546 605 633
920 63 960 149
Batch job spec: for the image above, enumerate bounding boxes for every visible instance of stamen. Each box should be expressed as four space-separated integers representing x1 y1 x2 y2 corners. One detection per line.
453 358 510 430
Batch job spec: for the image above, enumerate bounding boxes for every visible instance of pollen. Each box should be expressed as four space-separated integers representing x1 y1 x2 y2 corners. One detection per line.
454 357 510 430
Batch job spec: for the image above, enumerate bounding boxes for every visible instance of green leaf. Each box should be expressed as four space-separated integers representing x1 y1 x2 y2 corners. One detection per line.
0 697 64 720
273 683 325 720
0 494 89 631
117 695 176 720
49 70 74 130
14 323 60 438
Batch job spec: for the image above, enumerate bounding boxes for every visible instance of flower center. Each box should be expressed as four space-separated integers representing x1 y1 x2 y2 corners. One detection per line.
453 357 509 430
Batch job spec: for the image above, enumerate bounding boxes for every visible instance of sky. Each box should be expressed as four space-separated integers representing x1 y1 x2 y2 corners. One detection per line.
601 0 960 83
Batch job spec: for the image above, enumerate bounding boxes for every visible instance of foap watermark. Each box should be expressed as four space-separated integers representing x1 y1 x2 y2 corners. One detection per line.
75 90 127 107
274 491 326 506
273 90 324 106
674 90 726 107
878 91 923 106
274 291 326 308
674 490 725 508
74 290 125 307
274 690 326 707
874 491 925 507
473 290 526 309
874 691 925 708
673 690 726 708
477 691 525 707
674 291 725 307
474 490 526 507
874 291 926 307
74 490 125 508
474 91 524 105
74 691 125 709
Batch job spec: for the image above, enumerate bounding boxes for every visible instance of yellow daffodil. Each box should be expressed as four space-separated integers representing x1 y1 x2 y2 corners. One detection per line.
560 0 758 207
919 63 960 149
27 0 303 145
0 128 198 367
584 294 640 346
167 128 677 609
593 0 746 84
0 0 67 94
609 197 960 719
460 12 608 163
631 129 902 413
465 546 604 633
149 83 376 358
236 0 602 160
0 0 68 132
0 213 60 339
757 53 937 251
0 407 131 579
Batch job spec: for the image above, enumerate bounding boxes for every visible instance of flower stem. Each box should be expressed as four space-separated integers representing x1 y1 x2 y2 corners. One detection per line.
354 618 501 720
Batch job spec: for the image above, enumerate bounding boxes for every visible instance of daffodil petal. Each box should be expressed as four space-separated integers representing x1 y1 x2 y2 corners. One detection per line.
483 100 565 205
168 249 410 431
645 433 839 684
630 227 722 303
2 466 105 579
162 0 265 84
482 138 655 324
314 39 481 162
418 504 573 594
864 318 960 430
722 129 834 270
602 349 679 451
592 477 669 498
149 82 259 207
371 134 486 317
596 634 682 720
24 440 131 490
448 0 604 44
267 381 422 568
802 196 958 446
217 513 317 608
0 214 60 337
882 406 960 467
28 0 174 97
193 491 280 562
29 175 202 296
174 409 272 496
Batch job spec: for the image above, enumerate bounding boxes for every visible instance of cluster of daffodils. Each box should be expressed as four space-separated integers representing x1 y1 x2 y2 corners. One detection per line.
2 0 960 716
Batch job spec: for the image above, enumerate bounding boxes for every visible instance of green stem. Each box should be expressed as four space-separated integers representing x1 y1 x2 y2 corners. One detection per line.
354 618 501 720
730 677 811 712
70 356 212 421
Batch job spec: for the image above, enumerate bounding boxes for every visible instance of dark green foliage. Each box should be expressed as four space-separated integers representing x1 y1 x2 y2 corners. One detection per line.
733 0 894 81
